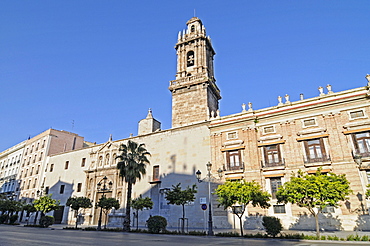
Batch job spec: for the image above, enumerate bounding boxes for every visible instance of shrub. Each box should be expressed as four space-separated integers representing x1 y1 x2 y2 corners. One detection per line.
216 231 240 237
101 228 123 232
327 235 339 241
281 233 304 239
63 227 82 230
83 227 97 231
188 231 206 236
39 215 54 228
24 224 42 227
361 235 369 241
9 214 18 224
147 215 167 233
262 216 283 237
0 214 9 224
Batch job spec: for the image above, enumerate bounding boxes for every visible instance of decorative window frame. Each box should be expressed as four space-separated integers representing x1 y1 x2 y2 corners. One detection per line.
302 118 318 128
226 131 238 140
262 125 276 135
348 109 367 120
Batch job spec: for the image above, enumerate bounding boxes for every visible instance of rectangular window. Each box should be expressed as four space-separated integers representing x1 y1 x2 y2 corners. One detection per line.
45 186 49 195
60 185 65 194
50 164 54 172
304 138 329 163
270 177 282 199
227 131 238 140
273 205 286 214
77 183 82 192
303 119 316 127
263 126 275 134
65 161 69 170
81 158 86 167
226 150 242 171
153 166 160 181
263 144 283 167
352 132 370 157
350 110 365 119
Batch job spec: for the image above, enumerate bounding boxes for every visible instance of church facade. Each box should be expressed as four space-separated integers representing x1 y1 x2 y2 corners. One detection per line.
1 17 370 231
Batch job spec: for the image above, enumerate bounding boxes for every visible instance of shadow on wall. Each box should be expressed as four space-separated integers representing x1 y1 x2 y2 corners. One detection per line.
48 180 74 224
289 212 343 231
243 214 264 230
112 171 232 230
354 215 370 231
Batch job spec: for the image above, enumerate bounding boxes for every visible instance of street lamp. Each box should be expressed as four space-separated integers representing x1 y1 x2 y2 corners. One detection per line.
96 176 113 230
354 154 363 168
196 162 223 236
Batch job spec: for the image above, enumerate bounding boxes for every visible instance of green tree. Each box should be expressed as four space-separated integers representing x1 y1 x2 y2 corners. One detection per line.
66 197 93 228
22 203 37 224
96 197 120 229
33 195 60 214
131 195 153 230
165 183 197 233
0 199 22 223
365 184 370 199
276 168 351 237
215 180 270 236
116 140 151 231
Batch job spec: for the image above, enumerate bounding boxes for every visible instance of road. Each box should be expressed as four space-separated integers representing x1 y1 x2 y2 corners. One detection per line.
0 225 368 246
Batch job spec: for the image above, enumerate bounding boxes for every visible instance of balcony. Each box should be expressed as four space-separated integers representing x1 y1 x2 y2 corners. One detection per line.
224 162 244 172
304 154 331 164
261 158 285 168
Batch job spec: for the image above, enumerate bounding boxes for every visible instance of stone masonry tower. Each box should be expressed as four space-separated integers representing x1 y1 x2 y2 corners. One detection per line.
169 17 221 128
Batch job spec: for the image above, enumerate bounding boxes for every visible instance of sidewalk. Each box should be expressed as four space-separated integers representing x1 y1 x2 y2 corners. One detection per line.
42 222 370 239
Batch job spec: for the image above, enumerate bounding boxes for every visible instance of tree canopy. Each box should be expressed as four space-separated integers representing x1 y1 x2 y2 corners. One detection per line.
116 140 150 231
66 197 92 228
165 183 197 233
33 194 60 215
215 180 270 236
131 195 153 230
96 197 120 229
276 168 351 237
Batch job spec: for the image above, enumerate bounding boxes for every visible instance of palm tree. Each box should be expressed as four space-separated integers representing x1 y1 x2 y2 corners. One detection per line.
116 140 150 231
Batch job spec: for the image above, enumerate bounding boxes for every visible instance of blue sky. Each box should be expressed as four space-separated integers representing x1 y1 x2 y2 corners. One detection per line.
1 1 370 151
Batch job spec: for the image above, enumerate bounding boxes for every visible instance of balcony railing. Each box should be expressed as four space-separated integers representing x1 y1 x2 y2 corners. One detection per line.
304 154 331 164
355 151 370 158
261 158 285 168
225 163 244 172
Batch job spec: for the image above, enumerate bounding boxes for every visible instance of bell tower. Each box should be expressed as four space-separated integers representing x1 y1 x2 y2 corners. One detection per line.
169 17 221 128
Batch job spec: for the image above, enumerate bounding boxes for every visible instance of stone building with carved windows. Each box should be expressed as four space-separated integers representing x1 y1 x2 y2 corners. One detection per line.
2 17 370 231
209 76 370 230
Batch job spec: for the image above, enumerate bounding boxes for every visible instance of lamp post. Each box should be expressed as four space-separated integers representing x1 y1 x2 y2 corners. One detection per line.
354 154 363 168
196 162 223 236
34 185 45 224
96 176 113 231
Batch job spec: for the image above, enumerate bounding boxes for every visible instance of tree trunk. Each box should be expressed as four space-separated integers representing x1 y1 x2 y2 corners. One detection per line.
123 182 132 231
75 210 78 229
315 212 320 238
136 210 139 230
238 215 244 237
181 204 185 234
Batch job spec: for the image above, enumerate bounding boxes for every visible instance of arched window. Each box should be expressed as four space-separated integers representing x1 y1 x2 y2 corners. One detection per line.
117 192 122 204
187 51 195 67
105 154 110 165
98 156 103 167
191 25 195 33
112 153 117 165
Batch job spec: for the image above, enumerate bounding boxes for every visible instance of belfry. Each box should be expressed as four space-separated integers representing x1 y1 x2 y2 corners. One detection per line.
169 17 221 128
